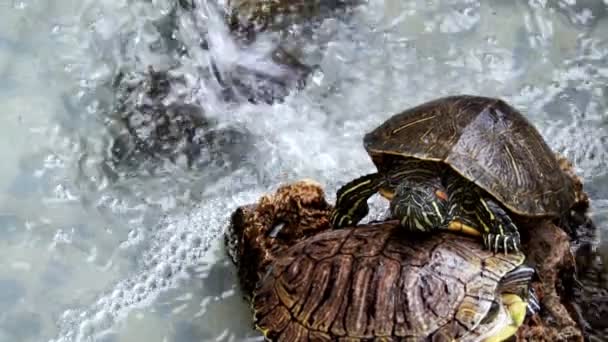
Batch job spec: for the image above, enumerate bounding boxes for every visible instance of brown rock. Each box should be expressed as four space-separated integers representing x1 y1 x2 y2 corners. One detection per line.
225 179 333 297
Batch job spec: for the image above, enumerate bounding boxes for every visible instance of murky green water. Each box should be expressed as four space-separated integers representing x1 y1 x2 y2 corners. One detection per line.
0 0 607 341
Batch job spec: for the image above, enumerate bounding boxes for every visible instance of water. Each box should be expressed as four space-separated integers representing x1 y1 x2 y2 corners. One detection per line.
0 0 607 341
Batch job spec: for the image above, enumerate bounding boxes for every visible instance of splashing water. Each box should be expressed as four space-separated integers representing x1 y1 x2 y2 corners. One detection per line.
0 0 607 341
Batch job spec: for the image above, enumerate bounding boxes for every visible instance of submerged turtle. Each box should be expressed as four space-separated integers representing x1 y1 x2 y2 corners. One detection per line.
226 180 540 342
330 95 576 253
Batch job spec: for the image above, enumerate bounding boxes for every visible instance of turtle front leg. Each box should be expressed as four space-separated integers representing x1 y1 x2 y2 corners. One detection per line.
330 173 386 228
478 198 522 253
446 176 521 253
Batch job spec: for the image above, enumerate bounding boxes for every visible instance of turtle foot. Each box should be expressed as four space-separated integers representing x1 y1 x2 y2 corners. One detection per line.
483 232 522 254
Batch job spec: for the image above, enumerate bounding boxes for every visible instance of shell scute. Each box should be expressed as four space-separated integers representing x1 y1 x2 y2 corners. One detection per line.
303 230 349 260
340 228 392 257
294 260 333 324
307 255 353 332
274 254 315 312
344 257 377 337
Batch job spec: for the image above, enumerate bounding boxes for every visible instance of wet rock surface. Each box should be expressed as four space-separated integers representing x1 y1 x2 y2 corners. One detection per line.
106 67 255 173
225 179 333 297
226 0 363 42
104 0 369 170
554 156 608 341
210 46 313 105
216 0 367 104
225 174 605 341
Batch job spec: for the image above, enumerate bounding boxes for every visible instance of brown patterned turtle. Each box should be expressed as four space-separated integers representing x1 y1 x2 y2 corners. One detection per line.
226 180 540 342
330 95 577 254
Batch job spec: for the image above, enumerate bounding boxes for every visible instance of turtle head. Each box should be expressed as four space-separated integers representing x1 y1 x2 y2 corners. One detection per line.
389 179 449 232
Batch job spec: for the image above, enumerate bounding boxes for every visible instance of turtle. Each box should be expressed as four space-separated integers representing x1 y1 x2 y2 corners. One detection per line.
226 180 540 342
330 95 577 254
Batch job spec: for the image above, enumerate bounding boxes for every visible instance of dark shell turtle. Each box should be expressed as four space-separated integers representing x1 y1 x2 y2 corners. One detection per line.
331 95 577 254
226 181 539 342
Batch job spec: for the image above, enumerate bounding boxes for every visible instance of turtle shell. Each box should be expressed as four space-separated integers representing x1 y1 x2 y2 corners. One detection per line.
364 95 576 218
252 222 525 341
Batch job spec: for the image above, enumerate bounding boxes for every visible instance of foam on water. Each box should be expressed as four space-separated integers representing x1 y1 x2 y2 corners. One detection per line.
1 0 607 341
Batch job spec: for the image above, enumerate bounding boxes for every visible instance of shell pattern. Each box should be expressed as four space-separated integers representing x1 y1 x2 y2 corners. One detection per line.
253 223 525 341
364 95 576 217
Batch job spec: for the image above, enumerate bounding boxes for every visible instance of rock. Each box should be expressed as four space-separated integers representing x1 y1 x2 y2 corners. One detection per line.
107 66 255 172
210 47 313 105
554 154 608 341
518 221 584 342
226 0 362 43
216 0 366 104
225 179 333 296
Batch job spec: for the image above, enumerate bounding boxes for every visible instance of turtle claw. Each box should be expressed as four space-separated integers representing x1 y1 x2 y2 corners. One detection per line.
483 232 521 254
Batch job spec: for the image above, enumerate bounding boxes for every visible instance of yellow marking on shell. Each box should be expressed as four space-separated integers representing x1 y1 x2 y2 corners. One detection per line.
391 115 437 135
504 146 522 187
502 294 527 326
432 201 443 221
460 307 479 319
482 294 527 342
448 220 482 237
255 324 271 340
251 295 267 339
379 187 395 200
